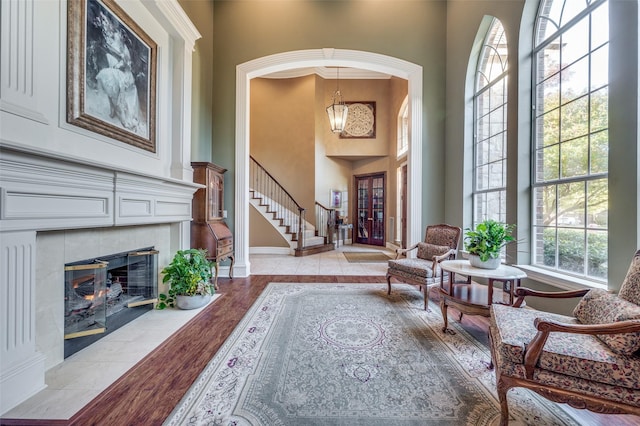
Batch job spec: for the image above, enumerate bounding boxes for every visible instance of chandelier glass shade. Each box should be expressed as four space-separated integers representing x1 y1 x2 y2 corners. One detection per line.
326 68 348 133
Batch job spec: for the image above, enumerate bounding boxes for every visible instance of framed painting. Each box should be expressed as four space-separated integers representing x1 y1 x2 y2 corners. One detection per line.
330 190 342 208
340 101 376 139
67 0 157 152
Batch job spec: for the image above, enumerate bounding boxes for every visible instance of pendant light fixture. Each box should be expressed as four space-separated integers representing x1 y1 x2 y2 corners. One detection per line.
326 67 349 133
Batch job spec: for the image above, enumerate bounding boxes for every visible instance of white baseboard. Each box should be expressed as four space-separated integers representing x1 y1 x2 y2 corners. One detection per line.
249 246 291 255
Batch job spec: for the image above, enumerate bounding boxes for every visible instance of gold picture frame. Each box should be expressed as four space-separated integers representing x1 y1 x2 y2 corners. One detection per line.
67 0 157 152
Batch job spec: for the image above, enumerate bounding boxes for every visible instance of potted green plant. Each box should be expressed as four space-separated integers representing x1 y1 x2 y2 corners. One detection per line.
157 248 214 310
464 219 515 269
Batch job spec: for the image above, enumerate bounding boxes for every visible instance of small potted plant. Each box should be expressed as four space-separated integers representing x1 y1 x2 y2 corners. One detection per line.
464 219 515 269
157 248 214 310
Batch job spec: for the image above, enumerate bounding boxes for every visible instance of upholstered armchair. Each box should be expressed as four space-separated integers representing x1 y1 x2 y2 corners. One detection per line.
386 223 461 310
489 249 640 426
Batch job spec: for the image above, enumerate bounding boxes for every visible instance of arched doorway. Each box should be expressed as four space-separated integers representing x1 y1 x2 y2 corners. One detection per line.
234 48 423 276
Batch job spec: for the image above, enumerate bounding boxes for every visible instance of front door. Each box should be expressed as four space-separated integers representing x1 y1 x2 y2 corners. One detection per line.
355 173 385 246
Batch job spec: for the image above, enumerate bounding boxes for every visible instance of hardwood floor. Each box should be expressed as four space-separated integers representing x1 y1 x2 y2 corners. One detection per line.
2 275 638 426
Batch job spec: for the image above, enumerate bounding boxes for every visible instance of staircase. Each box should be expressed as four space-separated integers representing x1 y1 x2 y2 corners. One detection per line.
250 156 335 256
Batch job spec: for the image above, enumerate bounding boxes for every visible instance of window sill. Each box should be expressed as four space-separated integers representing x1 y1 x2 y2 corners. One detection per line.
514 265 607 291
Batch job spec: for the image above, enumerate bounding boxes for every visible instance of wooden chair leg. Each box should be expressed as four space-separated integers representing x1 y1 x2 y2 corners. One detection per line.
423 286 428 310
212 262 219 291
386 273 393 295
439 297 449 332
487 331 495 370
228 255 234 279
496 376 510 426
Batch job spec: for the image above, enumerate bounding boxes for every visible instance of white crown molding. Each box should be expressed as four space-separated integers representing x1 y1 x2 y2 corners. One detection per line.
142 0 202 49
262 67 391 80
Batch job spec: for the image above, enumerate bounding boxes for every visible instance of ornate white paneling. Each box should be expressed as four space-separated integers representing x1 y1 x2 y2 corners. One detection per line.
1 232 35 364
0 0 47 124
0 149 114 231
119 198 153 217
155 200 191 217
0 230 46 414
2 193 110 219
0 0 202 414
141 0 201 182
114 171 196 225
0 148 200 231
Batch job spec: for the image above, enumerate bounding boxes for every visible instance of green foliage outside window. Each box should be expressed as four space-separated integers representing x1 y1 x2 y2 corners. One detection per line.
542 228 607 280
534 1 609 282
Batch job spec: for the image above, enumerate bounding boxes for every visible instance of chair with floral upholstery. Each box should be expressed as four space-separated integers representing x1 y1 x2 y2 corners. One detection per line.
488 249 640 426
386 223 461 310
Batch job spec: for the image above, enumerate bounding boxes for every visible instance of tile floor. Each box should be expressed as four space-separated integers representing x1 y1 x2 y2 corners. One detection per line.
3 297 222 420
250 244 393 276
2 244 394 420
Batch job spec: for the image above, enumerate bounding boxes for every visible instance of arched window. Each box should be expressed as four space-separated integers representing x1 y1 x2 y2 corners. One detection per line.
397 96 409 157
532 0 609 281
473 19 508 226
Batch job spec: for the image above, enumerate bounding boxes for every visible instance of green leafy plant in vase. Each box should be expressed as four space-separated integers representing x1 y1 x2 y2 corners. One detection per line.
157 248 215 310
464 219 515 269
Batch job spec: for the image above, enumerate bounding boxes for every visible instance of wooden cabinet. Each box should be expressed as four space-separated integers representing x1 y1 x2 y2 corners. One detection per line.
191 162 234 288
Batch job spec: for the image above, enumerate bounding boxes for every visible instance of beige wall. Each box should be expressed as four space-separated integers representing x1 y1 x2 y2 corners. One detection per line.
249 208 289 248
323 79 390 158
250 74 407 247
250 76 316 209
318 78 399 227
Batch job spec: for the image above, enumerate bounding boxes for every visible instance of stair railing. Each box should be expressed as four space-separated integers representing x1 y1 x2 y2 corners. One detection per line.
315 202 336 245
250 156 306 249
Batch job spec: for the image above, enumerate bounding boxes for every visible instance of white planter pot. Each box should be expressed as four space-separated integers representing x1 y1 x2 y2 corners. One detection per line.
176 294 212 310
468 254 501 270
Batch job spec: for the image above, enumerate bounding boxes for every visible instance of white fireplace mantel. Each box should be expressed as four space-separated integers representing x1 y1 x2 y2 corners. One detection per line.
0 145 202 233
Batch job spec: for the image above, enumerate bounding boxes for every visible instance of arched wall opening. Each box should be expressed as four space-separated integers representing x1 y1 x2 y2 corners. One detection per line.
234 48 423 276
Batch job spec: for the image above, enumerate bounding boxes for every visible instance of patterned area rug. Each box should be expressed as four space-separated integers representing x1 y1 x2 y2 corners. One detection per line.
343 251 392 263
165 283 578 426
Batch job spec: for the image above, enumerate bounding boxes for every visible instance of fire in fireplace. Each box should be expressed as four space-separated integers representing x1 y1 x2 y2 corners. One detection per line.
64 247 159 358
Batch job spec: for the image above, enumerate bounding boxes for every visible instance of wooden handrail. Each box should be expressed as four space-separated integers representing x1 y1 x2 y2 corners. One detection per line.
250 156 304 211
315 202 336 245
250 156 306 250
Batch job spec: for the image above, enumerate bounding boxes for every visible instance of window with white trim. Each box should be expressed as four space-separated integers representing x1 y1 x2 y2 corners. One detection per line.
473 19 508 226
397 96 409 157
532 0 609 281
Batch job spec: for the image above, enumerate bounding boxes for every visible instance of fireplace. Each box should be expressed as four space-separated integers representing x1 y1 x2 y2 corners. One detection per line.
63 248 159 358
0 0 205 412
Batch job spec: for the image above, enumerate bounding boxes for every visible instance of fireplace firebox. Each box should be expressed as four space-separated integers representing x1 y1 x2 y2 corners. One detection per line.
64 247 159 358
